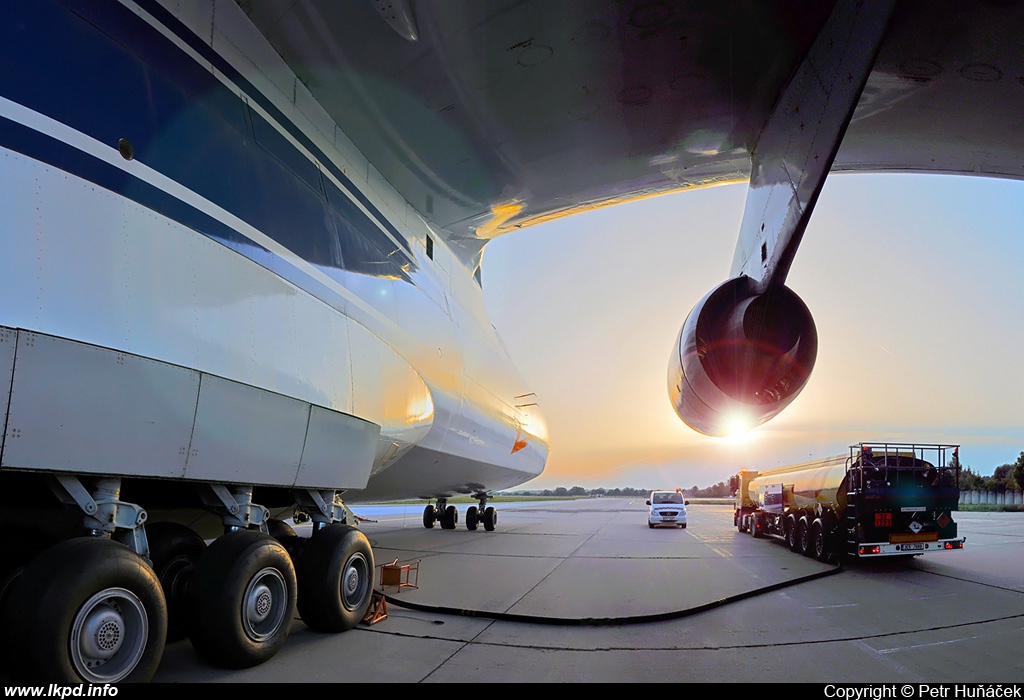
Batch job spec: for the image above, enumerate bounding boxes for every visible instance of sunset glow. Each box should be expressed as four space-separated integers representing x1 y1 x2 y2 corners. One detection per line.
483 174 1024 489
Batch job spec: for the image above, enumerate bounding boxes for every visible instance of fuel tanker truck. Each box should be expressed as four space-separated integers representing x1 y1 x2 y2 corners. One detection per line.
731 443 965 561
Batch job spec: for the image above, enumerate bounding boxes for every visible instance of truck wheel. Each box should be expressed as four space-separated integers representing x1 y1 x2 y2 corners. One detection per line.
786 515 800 552
812 519 834 563
750 513 761 538
737 513 748 533
797 516 812 556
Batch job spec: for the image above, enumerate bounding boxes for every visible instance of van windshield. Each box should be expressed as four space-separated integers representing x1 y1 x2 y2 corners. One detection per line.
653 492 684 504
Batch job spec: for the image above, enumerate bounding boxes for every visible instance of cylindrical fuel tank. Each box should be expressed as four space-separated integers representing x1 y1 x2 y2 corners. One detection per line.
747 455 849 511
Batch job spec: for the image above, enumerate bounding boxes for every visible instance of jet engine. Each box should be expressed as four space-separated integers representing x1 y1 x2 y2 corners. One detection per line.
668 276 817 436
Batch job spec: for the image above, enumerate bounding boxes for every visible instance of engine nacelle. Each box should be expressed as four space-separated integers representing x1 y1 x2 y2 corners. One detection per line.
668 277 817 436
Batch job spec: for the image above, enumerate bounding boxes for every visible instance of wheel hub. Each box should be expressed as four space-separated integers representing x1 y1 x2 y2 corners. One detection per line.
344 568 359 596
81 605 123 659
340 554 368 610
247 583 273 623
71 587 148 683
242 568 287 642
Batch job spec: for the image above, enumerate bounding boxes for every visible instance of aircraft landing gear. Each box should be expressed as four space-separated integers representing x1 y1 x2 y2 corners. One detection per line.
0 476 168 682
423 498 458 529
2 537 167 683
147 521 206 642
187 530 296 669
441 504 458 529
296 523 374 631
0 478 373 681
471 494 496 531
422 494 497 532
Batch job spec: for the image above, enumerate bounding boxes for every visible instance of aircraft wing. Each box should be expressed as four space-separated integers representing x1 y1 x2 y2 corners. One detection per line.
241 0 1024 250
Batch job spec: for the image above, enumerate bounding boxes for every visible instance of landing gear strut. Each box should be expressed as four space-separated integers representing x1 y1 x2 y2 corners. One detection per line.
475 494 497 531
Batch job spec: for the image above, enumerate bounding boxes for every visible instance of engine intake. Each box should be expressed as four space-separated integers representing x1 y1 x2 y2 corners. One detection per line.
668 277 817 436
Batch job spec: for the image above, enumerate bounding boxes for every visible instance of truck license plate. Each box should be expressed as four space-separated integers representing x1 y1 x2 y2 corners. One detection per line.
901 543 925 551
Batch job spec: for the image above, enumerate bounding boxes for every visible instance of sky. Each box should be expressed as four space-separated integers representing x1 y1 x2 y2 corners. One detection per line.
480 173 1024 491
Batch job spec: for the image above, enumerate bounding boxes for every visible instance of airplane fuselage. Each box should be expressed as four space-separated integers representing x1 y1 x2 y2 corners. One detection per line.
0 0 547 509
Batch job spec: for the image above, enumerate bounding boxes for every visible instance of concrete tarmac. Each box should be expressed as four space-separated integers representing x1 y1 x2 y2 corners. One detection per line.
154 499 1024 683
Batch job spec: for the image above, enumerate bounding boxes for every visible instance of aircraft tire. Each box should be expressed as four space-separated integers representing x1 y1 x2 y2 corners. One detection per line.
267 518 304 559
483 506 497 532
442 505 458 530
466 506 479 531
187 530 296 669
147 522 207 642
296 524 374 633
423 505 435 529
2 537 166 683
0 528 54 622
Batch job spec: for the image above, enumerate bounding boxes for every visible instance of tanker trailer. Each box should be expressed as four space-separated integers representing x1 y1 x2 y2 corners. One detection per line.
730 443 965 561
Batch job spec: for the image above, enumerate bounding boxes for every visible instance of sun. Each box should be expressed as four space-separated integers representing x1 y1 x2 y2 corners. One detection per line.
720 410 757 444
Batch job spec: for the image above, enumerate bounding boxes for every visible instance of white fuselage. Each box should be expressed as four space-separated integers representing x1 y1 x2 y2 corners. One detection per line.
0 0 546 501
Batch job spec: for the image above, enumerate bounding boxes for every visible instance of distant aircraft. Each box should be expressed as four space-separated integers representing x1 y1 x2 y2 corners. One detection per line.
1 0 1020 682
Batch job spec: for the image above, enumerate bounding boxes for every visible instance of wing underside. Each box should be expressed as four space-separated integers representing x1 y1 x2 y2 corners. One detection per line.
240 0 1024 254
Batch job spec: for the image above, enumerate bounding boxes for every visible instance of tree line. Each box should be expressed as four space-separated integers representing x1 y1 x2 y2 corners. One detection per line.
957 451 1024 492
523 486 652 497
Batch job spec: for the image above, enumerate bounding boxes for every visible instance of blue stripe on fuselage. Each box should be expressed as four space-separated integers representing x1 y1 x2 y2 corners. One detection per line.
0 111 361 321
0 0 416 289
129 0 413 253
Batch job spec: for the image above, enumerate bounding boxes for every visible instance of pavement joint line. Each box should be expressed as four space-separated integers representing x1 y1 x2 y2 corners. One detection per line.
415 625 489 683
